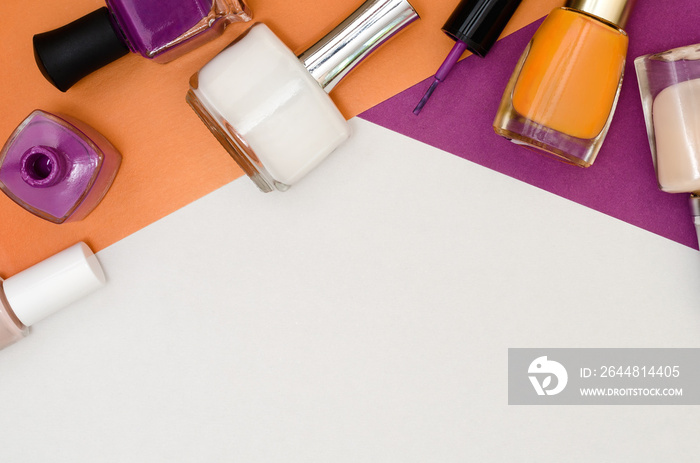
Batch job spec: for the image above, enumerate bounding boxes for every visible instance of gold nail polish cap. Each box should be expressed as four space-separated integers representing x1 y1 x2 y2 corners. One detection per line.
565 0 637 29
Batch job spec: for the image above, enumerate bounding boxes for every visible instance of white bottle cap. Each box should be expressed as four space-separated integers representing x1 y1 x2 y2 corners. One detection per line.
3 242 105 327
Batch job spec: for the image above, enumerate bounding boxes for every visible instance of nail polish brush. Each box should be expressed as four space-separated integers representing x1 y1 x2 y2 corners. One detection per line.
413 0 522 115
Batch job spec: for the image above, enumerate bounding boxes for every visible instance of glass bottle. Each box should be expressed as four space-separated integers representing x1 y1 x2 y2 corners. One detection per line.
33 0 252 91
0 243 105 351
187 0 419 192
635 43 700 245
0 110 121 223
493 0 636 167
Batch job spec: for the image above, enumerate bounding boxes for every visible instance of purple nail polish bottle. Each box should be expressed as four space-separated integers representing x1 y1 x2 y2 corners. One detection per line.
0 111 121 223
33 0 252 91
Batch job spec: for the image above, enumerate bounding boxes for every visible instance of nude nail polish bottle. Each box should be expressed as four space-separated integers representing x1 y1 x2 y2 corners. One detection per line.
0 243 105 351
0 110 121 224
635 44 700 245
187 0 419 192
33 0 252 91
493 0 636 167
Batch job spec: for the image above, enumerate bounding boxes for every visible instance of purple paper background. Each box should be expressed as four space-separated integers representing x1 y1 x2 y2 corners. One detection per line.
361 0 700 249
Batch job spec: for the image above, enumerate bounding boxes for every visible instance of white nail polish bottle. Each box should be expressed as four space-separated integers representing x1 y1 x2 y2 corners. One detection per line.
187 0 419 192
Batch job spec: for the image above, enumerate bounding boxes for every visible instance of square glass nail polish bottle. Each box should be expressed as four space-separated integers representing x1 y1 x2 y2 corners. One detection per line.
34 0 252 91
187 0 419 192
0 110 121 223
635 43 700 245
493 0 636 167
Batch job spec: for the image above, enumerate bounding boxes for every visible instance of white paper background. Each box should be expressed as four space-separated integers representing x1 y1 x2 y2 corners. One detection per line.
1 119 698 461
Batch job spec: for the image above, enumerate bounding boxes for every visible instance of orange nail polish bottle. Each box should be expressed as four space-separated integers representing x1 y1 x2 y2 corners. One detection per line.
493 0 636 167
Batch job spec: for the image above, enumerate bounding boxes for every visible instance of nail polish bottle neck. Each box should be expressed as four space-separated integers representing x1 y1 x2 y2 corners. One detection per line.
298 0 418 93
690 195 700 248
20 146 68 188
565 0 636 30
0 280 28 330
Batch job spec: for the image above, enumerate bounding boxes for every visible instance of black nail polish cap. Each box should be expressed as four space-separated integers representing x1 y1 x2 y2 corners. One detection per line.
442 0 522 58
33 8 130 92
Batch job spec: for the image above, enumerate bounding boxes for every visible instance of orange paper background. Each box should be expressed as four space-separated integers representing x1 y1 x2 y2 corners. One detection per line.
0 0 561 275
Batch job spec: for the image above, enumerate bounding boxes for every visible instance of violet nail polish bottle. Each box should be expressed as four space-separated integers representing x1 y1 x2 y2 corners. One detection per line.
0 242 105 352
187 0 419 193
0 110 121 223
33 0 252 91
